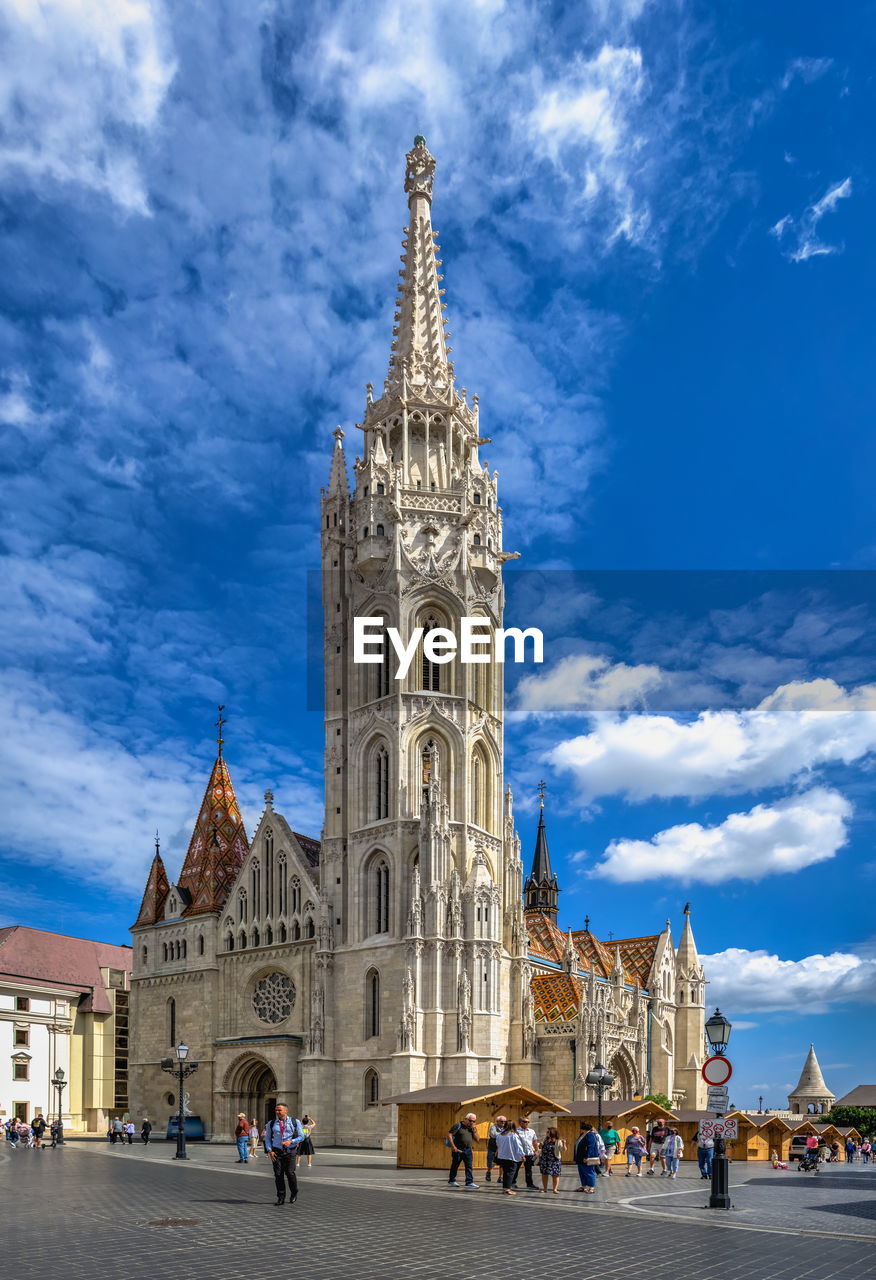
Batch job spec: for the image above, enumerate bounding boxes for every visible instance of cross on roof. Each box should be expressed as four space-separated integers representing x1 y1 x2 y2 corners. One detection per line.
537 779 547 807
216 704 226 757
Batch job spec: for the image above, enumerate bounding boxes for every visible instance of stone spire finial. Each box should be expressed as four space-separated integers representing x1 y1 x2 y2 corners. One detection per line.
264 788 274 811
404 135 436 203
326 426 348 495
215 704 226 758
387 138 452 393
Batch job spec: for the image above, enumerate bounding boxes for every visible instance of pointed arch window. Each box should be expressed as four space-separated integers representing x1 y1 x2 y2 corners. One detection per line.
253 928 261 948
374 746 389 820
365 970 380 1039
226 933 234 951
473 534 481 546
421 738 437 803
277 856 286 915
376 523 384 536
364 1067 380 1107
421 615 440 691
265 830 274 917
290 877 301 914
293 921 301 941
374 860 390 935
239 931 247 949
251 861 261 918
238 890 247 923
472 755 482 827
305 918 315 939
142 947 148 966
163 943 168 962
167 997 176 1049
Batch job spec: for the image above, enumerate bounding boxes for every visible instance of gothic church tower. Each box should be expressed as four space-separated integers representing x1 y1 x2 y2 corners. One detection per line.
307 138 528 1146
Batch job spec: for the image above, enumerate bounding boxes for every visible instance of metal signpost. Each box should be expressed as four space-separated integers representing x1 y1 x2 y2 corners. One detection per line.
703 1008 733 1210
160 1042 199 1160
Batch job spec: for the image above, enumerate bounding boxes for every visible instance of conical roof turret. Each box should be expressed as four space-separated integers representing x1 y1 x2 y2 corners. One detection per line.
675 902 702 973
326 426 348 496
789 1044 834 1103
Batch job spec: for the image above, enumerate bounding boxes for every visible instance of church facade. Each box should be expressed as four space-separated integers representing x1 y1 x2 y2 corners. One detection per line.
128 139 707 1146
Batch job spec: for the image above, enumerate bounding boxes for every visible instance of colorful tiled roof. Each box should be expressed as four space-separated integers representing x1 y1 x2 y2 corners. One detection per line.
134 851 170 927
570 929 614 979
525 910 566 963
603 935 659 988
0 926 131 1015
531 972 582 1023
176 755 249 917
292 832 320 869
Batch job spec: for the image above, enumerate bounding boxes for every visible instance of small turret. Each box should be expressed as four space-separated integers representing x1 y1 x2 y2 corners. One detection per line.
523 785 559 918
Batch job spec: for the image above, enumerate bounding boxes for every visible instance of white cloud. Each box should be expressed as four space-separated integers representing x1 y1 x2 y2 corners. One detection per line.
771 177 853 263
529 45 649 243
551 678 876 801
592 787 851 884
701 946 876 1013
0 0 176 212
511 651 663 719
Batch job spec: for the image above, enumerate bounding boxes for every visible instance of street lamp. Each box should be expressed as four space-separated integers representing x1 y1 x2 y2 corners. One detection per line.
585 1062 615 1131
52 1068 66 1146
705 1009 732 1210
705 1008 732 1056
160 1041 199 1160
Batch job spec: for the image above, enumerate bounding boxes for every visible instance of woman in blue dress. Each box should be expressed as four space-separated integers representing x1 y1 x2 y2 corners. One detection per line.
538 1126 565 1194
574 1123 602 1193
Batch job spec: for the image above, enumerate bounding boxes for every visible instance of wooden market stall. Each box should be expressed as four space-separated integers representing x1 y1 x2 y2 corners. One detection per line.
725 1112 793 1162
538 1098 679 1166
382 1085 569 1169
670 1111 714 1161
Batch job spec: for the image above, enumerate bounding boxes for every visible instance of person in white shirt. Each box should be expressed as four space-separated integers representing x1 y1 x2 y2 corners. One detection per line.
663 1129 684 1177
511 1116 538 1190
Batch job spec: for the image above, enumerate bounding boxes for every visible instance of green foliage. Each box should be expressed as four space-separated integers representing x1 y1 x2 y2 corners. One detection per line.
644 1093 673 1111
822 1106 876 1136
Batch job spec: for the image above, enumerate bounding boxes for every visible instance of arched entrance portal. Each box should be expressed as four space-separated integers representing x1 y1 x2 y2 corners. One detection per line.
225 1055 278 1129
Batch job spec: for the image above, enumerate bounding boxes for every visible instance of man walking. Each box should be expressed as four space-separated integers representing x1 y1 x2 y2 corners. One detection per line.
141 1117 153 1145
263 1104 304 1205
235 1113 251 1163
112 1117 124 1145
695 1127 714 1179
31 1115 46 1149
446 1113 480 1189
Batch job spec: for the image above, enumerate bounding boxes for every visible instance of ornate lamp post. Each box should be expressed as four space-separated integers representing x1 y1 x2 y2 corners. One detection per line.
52 1068 66 1146
585 1062 615 1132
160 1042 199 1160
705 1008 732 1210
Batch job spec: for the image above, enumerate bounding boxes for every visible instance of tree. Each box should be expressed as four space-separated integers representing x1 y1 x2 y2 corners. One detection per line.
644 1092 673 1111
822 1106 876 1137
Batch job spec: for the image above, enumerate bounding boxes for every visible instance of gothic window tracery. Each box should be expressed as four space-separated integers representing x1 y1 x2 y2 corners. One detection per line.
251 972 296 1024
291 877 301 914
374 745 390 820
365 969 380 1038
374 859 390 934
364 1067 380 1107
421 615 440 691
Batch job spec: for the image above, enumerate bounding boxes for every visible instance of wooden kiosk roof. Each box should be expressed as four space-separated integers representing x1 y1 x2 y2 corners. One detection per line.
382 1084 569 1112
549 1098 678 1121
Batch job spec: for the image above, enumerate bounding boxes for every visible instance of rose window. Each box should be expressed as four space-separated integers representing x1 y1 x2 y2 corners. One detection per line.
252 972 296 1024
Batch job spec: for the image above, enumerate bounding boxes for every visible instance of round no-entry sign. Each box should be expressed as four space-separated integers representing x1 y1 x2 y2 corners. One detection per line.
702 1055 733 1085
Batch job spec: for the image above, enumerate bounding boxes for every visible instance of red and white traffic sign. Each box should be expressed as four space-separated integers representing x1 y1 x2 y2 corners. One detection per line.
699 1118 738 1140
701 1055 733 1086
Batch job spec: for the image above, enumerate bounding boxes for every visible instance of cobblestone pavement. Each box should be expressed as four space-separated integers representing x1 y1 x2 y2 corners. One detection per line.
2 1143 874 1280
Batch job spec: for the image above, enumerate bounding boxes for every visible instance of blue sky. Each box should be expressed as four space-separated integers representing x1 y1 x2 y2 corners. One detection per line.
1 0 874 1108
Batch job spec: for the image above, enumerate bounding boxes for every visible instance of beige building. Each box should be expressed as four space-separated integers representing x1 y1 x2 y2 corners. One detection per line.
128 138 707 1146
0 926 132 1132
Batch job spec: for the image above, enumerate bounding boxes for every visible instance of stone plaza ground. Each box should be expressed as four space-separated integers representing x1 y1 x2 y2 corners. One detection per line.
2 1141 874 1279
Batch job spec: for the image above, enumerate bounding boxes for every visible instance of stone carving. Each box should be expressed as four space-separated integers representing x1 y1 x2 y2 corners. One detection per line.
457 968 472 1053
252 972 296 1025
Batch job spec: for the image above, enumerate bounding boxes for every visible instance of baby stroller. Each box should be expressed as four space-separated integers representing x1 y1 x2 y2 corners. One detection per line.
797 1151 819 1173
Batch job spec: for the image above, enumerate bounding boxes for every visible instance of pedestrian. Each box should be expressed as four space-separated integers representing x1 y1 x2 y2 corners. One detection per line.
49 1120 60 1148
861 1139 872 1164
538 1126 565 1194
31 1116 46 1149
446 1112 480 1189
20 1122 34 1148
695 1127 714 1180
599 1117 620 1176
512 1115 537 1190
263 1103 305 1205
624 1126 647 1177
141 1117 152 1145
8 1120 20 1149
496 1121 525 1196
485 1114 505 1182
297 1114 317 1168
235 1113 251 1163
112 1117 124 1145
573 1122 602 1194
248 1117 260 1161
125 1120 136 1145
663 1127 684 1177
845 1138 856 1162
647 1118 668 1175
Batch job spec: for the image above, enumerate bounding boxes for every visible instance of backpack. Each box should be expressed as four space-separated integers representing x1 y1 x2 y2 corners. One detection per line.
444 1122 461 1149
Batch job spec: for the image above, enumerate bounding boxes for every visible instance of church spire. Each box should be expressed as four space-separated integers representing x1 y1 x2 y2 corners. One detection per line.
523 784 559 917
176 717 249 917
788 1044 835 1114
386 136 453 394
133 833 170 928
326 426 348 496
675 902 701 972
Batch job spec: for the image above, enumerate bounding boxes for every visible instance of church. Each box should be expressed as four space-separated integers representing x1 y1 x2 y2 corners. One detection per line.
128 138 708 1146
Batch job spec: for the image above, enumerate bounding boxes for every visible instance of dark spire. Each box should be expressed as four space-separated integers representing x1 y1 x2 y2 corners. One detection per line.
523 785 559 917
